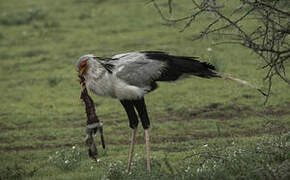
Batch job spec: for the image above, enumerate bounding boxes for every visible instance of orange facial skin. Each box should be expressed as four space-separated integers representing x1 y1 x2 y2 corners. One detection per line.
78 60 88 84
78 60 88 75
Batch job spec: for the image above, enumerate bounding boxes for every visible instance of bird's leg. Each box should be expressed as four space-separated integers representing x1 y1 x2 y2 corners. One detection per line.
132 98 151 171
144 128 151 170
120 100 139 173
128 128 137 173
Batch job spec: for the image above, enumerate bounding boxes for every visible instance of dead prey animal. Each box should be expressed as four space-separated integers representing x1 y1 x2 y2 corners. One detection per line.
79 74 105 160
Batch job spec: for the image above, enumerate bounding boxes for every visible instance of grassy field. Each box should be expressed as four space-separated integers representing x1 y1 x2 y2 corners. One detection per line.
0 0 289 179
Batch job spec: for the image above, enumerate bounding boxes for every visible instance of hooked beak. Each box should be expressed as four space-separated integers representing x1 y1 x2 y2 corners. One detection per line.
79 66 87 75
78 67 87 84
77 59 88 84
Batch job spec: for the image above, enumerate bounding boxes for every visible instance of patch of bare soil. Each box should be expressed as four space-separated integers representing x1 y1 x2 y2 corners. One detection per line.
0 143 81 152
1 103 289 152
36 135 57 141
0 122 16 132
164 102 290 121
1 126 287 152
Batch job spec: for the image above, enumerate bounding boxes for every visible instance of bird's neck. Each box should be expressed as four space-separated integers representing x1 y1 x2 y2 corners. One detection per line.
85 60 106 82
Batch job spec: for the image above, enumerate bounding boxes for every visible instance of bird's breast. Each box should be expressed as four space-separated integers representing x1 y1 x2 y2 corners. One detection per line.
111 77 145 100
86 73 145 100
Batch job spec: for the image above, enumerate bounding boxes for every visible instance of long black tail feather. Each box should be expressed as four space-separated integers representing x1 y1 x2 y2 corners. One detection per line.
143 51 265 96
143 51 218 81
170 55 218 78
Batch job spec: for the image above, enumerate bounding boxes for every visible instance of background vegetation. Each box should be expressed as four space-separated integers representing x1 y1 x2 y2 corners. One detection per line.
0 0 289 179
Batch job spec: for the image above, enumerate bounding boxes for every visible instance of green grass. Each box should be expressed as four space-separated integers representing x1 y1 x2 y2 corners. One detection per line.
0 0 289 179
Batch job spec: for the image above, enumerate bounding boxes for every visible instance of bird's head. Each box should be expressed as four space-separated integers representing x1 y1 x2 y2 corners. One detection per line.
76 54 97 76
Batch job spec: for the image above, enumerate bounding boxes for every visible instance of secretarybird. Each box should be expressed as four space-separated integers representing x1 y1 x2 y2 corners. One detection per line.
76 51 263 172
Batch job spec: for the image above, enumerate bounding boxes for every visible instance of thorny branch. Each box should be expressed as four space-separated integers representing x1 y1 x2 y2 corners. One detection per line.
152 0 290 103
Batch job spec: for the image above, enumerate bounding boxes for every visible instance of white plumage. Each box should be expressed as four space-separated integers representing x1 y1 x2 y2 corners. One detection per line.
81 52 168 100
76 51 219 172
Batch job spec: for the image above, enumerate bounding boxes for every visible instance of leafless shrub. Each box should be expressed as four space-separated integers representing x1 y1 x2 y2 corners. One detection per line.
152 0 290 103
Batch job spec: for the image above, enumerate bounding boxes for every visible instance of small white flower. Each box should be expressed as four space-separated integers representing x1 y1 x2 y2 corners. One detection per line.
90 166 94 170
197 167 202 172
72 146 76 149
203 144 208 147
65 160 69 164
207 47 213 51
185 166 191 173
97 159 101 162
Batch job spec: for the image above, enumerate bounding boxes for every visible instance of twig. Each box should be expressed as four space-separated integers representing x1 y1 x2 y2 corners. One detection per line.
154 0 290 103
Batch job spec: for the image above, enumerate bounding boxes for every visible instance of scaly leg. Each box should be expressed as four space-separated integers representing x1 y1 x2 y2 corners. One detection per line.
145 128 151 170
132 98 151 171
128 128 137 173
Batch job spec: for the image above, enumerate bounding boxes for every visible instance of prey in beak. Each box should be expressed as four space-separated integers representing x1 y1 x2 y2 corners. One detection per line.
79 74 85 85
78 60 88 75
77 59 88 84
